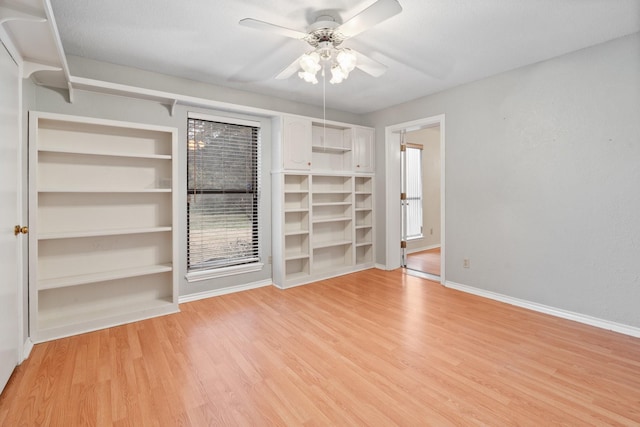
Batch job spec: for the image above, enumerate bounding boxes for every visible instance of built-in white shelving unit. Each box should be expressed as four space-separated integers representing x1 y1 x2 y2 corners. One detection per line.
273 114 375 288
29 112 179 342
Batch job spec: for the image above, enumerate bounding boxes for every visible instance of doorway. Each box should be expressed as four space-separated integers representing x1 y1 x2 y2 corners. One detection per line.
403 126 441 278
385 115 445 283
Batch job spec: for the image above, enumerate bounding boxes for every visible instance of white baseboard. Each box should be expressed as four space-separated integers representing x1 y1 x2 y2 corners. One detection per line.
407 244 441 254
445 280 640 339
22 338 33 363
375 263 390 271
179 279 273 304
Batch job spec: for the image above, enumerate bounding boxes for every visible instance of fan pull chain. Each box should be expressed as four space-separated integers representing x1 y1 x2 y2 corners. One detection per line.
322 64 327 142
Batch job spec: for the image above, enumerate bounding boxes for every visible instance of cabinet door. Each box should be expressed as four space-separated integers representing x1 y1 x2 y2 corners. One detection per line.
353 127 374 172
283 116 312 170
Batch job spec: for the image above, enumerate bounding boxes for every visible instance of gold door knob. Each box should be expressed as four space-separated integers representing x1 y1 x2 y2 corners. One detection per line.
14 225 28 236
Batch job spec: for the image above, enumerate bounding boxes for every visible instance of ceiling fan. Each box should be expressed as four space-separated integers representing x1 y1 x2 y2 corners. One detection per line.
239 0 402 84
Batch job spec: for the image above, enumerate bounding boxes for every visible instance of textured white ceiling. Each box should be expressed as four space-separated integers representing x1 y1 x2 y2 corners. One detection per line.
50 0 640 114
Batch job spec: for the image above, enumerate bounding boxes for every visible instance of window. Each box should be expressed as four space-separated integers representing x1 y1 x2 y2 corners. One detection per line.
187 113 261 280
405 145 423 240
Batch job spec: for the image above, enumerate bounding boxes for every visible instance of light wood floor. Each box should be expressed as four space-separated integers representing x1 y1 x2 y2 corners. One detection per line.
407 247 441 276
1 269 639 426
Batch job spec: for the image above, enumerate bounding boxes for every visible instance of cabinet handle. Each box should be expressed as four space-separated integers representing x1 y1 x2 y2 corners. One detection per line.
307 162 311 166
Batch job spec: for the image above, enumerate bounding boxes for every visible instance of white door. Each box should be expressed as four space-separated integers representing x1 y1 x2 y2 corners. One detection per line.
0 41 21 393
400 132 408 267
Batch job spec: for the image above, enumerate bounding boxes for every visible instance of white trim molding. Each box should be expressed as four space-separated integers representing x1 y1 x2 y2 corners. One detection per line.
179 279 273 303
445 281 640 338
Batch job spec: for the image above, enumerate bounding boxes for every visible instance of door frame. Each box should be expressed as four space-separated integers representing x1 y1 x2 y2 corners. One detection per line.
384 114 445 284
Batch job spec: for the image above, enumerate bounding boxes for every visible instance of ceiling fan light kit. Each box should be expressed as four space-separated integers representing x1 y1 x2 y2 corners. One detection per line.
297 46 357 85
239 0 402 85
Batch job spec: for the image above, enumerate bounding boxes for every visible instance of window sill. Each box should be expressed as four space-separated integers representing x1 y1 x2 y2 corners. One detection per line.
186 262 264 282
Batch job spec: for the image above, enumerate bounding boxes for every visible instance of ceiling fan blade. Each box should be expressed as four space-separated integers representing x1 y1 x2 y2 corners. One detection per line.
239 18 308 40
275 55 303 80
352 50 387 77
337 0 402 39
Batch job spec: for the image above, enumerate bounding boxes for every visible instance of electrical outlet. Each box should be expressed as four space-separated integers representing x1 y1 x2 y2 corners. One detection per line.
268 256 272 264
463 258 470 268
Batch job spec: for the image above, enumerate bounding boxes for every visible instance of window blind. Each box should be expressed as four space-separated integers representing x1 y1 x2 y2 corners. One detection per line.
187 116 260 272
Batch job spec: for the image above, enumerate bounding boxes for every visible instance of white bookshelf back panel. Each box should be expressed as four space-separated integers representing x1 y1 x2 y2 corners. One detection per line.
356 227 373 244
284 211 309 233
355 210 373 227
285 258 309 278
313 246 353 271
284 192 308 210
38 152 171 191
38 233 172 281
356 245 373 264
312 221 352 245
312 175 352 192
284 174 309 192
355 177 372 193
313 192 351 204
355 193 372 209
38 192 171 234
285 234 309 257
38 272 173 329
38 119 172 157
311 151 351 172
313 204 352 221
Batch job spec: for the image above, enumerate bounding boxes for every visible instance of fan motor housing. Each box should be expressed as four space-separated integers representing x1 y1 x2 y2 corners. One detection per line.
306 18 345 47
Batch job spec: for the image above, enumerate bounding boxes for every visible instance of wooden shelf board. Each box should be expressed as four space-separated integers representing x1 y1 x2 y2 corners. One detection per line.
39 264 173 290
285 253 310 261
356 242 373 247
313 216 352 224
38 147 171 160
313 202 351 207
355 225 373 230
311 146 351 154
39 226 172 240
311 190 351 195
313 240 353 250
38 188 171 193
285 230 309 237
284 208 309 213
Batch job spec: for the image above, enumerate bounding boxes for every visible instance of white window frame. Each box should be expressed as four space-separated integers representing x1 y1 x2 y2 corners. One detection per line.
185 112 263 282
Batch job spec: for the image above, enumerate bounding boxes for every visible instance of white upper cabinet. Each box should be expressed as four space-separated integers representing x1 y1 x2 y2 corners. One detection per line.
282 116 312 170
353 127 375 172
280 115 374 173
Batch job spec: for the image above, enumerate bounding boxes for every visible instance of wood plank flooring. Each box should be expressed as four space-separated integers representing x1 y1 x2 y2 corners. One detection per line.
1 269 640 426
407 247 441 276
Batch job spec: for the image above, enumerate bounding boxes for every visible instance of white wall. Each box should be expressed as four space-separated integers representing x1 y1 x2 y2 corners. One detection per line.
366 32 640 328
